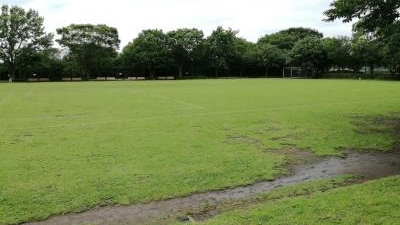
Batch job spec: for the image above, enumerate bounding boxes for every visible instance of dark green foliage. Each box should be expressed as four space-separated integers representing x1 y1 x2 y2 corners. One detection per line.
121 29 171 79
56 24 120 79
290 37 328 77
277 27 323 40
0 4 53 79
378 23 400 77
322 36 351 71
205 27 240 76
2 1 400 80
19 47 63 79
351 33 384 75
258 27 323 51
324 0 400 35
166 28 204 78
255 43 286 77
229 38 257 77
324 0 400 77
256 27 327 77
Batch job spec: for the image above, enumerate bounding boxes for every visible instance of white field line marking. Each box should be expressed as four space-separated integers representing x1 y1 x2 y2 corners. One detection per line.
1 98 399 131
148 94 205 109
0 89 18 107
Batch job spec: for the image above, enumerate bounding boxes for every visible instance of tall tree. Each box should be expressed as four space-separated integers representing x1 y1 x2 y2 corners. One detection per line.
351 33 384 75
381 25 400 76
167 28 204 78
257 27 323 72
255 43 286 77
205 26 239 77
290 37 327 77
278 27 323 40
0 4 53 79
229 38 256 77
17 47 63 79
56 24 120 79
122 29 171 79
258 27 323 51
324 0 400 35
324 0 400 77
322 36 351 71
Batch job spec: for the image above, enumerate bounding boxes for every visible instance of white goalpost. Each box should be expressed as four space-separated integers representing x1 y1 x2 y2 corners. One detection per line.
282 67 302 78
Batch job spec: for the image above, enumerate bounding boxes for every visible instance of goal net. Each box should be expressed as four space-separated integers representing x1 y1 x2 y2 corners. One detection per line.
282 67 303 78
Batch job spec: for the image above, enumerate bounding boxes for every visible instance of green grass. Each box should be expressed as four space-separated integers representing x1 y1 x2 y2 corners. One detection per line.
1 79 400 224
258 174 359 201
168 174 359 224
190 175 400 225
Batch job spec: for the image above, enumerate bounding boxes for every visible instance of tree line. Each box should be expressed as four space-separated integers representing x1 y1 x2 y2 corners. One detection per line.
1 1 399 81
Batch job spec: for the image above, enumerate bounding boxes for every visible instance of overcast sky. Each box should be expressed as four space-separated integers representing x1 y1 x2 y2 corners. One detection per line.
3 0 353 49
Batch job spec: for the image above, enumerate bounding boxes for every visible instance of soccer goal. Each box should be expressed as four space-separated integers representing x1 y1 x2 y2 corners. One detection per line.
282 67 302 78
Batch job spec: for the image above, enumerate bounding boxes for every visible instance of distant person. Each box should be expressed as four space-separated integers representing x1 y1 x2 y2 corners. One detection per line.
8 74 12 83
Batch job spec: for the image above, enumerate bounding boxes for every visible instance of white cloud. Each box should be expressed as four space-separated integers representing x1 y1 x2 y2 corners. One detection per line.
17 0 353 49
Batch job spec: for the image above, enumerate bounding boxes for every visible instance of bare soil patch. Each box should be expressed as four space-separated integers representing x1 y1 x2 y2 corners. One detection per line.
25 150 400 225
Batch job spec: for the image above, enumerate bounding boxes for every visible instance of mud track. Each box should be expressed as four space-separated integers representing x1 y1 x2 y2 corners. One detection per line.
25 150 400 225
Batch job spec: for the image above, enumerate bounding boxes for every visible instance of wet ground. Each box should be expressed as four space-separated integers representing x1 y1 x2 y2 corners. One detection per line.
24 150 400 225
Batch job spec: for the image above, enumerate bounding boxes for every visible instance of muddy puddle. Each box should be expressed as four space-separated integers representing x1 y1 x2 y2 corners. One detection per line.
25 151 400 225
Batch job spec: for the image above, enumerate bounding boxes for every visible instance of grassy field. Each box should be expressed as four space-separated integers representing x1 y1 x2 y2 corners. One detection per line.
1 79 400 224
187 175 400 225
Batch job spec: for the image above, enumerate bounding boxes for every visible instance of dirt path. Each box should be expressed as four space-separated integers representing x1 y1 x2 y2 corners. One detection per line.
25 151 400 225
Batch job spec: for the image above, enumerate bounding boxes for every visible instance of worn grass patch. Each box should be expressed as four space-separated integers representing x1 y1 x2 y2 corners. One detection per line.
191 175 400 225
1 79 400 224
170 175 359 223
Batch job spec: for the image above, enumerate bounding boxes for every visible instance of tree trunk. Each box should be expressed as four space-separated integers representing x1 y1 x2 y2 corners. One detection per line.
265 66 268 77
369 64 374 75
149 67 155 79
9 63 16 80
178 64 183 78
